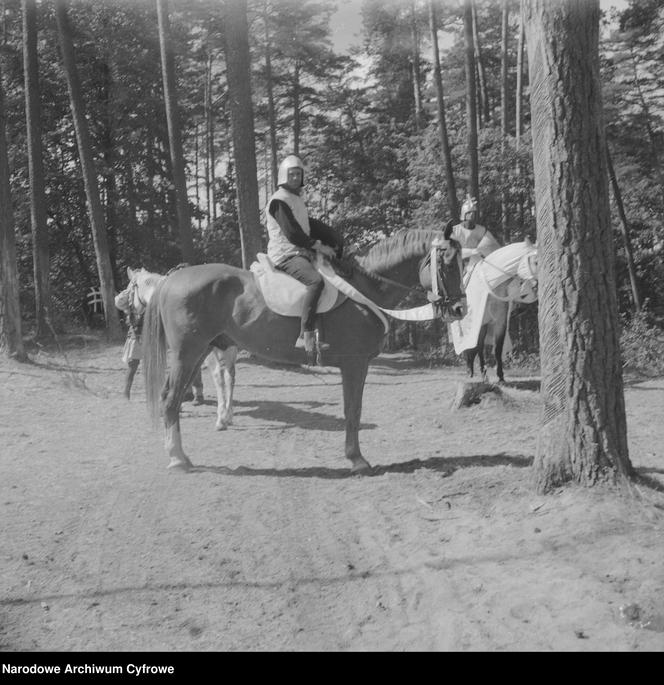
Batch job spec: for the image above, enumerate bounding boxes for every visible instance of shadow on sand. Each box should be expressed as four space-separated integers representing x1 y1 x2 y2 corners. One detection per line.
189 452 533 481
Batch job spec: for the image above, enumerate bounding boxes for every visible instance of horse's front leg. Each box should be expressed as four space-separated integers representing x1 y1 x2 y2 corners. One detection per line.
211 347 237 431
464 349 475 378
340 357 372 474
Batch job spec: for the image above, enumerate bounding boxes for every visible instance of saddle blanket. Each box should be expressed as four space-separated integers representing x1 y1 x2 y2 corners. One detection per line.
250 253 343 317
449 241 537 355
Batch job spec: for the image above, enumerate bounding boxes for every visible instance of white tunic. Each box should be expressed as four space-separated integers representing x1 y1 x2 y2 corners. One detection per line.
266 187 311 265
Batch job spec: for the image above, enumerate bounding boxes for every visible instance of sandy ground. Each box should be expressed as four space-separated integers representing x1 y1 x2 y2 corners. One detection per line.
1 338 663 652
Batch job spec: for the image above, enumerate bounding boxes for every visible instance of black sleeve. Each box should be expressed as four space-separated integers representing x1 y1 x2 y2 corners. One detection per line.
268 200 316 250
310 217 344 259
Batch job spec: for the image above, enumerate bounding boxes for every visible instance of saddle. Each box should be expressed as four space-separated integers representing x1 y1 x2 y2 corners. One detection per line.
250 253 346 317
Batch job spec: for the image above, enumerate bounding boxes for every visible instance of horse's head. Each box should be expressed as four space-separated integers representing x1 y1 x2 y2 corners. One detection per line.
429 237 466 319
515 242 538 303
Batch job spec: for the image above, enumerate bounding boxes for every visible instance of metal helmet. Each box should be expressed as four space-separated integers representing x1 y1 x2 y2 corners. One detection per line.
277 155 305 187
461 196 478 219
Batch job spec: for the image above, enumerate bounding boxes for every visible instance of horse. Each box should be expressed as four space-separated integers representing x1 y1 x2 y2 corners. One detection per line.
443 240 538 383
141 229 465 474
117 267 238 430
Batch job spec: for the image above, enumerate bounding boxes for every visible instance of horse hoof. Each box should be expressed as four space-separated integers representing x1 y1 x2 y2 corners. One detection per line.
167 457 192 471
193 396 205 405
215 422 229 431
350 458 372 474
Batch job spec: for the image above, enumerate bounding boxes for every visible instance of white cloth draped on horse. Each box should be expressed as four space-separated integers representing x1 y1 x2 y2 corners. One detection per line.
449 241 537 355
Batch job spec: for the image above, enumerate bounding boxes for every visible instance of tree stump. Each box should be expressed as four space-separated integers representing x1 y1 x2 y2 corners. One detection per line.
452 381 503 409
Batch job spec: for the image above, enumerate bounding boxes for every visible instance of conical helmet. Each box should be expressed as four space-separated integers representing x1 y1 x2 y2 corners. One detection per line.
277 155 305 187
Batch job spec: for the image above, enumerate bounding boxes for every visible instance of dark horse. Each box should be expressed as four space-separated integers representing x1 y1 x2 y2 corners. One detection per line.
142 229 464 474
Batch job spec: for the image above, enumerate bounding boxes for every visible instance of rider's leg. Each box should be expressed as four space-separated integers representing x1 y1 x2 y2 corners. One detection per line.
276 255 329 354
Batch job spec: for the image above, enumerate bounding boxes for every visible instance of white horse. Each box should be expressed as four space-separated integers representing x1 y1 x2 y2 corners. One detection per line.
116 267 238 431
448 239 538 382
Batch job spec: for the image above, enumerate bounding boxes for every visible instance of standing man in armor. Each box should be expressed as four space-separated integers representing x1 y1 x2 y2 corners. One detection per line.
445 196 501 284
266 154 344 361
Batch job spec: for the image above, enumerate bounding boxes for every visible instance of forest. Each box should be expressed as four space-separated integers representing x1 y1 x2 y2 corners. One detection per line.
0 0 663 368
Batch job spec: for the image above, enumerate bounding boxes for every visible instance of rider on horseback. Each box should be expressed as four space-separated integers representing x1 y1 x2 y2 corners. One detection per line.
445 196 501 285
266 155 344 360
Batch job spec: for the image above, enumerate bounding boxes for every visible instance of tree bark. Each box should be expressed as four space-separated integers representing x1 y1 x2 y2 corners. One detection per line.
410 1 423 132
525 0 632 491
263 0 278 190
463 0 480 209
471 0 490 126
223 0 263 268
428 0 458 219
54 0 122 340
22 0 50 339
500 0 509 241
0 69 27 360
156 0 195 263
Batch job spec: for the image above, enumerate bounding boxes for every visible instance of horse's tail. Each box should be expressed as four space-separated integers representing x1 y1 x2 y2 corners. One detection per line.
142 281 167 427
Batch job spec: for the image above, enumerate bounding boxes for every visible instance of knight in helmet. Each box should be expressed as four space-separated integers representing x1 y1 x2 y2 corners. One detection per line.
445 195 501 282
266 154 344 359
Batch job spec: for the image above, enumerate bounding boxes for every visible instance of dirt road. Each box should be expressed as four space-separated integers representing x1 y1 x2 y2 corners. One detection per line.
1 340 663 651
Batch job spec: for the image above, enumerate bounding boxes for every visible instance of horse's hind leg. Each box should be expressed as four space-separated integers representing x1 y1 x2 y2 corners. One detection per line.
211 346 237 431
162 354 204 471
340 357 372 474
477 324 488 382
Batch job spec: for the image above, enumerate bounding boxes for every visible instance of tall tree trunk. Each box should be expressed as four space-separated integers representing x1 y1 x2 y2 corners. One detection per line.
263 0 278 188
204 63 212 224
410 2 423 132
463 0 480 209
471 0 490 126
54 0 121 339
223 0 263 268
500 0 509 241
293 60 301 156
194 122 201 232
428 0 458 219
0 69 27 360
100 59 118 282
606 143 641 313
525 0 632 492
156 0 195 263
22 0 50 339
206 54 217 224
515 0 525 229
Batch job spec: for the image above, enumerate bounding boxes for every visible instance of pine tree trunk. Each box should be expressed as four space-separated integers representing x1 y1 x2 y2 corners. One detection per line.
463 0 480 208
54 0 122 340
293 60 301 156
0 69 26 360
410 2 423 132
525 0 632 492
428 0 458 219
223 0 263 269
606 143 641 313
471 0 490 126
156 0 195 263
263 1 278 190
22 0 50 339
500 0 509 242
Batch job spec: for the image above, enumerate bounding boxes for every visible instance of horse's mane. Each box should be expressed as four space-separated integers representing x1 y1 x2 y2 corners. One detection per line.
357 229 445 273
